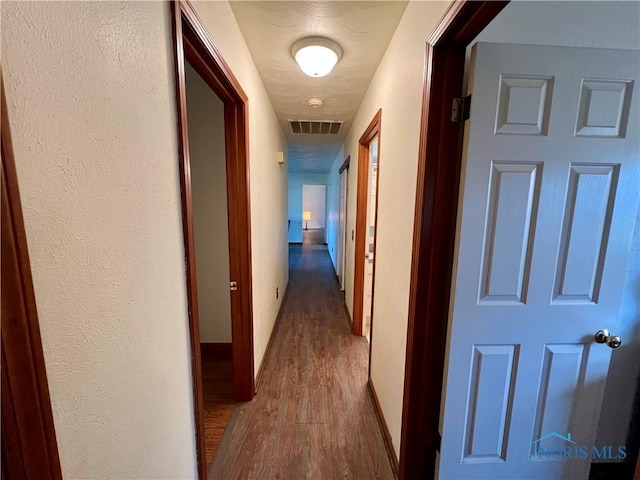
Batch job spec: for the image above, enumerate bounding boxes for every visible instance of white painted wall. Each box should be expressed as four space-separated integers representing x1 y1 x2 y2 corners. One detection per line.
2 0 287 477
302 185 326 230
475 0 640 50
185 62 232 344
288 173 328 243
188 0 289 382
326 1 451 456
2 2 197 477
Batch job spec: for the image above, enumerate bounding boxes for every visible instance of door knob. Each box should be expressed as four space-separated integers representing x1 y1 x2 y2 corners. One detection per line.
595 329 621 349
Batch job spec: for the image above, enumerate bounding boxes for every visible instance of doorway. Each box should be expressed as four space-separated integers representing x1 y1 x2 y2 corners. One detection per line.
302 184 326 245
353 109 382 343
171 2 255 478
184 61 237 470
338 156 350 290
400 2 640 479
441 40 638 480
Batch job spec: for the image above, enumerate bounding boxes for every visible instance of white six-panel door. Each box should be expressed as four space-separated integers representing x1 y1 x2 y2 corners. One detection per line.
439 43 639 480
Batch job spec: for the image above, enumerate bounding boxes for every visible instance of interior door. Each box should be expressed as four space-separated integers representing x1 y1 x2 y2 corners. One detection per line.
439 43 639 480
362 136 379 343
339 167 348 290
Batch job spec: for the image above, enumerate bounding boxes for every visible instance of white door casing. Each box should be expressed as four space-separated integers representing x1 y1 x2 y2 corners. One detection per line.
439 43 639 480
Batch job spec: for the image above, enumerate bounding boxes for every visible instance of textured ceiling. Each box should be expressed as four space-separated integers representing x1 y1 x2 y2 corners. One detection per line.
230 1 408 173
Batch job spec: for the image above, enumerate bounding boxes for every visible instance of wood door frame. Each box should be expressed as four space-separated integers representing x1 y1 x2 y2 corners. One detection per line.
398 2 508 479
352 110 382 338
1 80 63 479
170 1 255 478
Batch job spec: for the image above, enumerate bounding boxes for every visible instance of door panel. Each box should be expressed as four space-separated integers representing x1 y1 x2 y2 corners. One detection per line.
553 164 618 303
463 344 518 463
480 162 541 304
439 43 639 480
531 343 587 450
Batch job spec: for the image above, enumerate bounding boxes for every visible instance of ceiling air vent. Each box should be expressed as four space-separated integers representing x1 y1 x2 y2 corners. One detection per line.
289 120 343 135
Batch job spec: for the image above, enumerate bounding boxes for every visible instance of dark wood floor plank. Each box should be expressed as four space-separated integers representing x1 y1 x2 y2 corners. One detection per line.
201 350 237 468
208 244 395 479
276 414 334 480
302 228 326 245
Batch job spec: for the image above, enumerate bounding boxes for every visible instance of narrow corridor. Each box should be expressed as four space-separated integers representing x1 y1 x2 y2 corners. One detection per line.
208 245 395 479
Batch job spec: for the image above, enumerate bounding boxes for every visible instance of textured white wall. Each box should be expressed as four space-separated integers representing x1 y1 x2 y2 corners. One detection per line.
2 0 287 477
190 1 288 376
2 2 197 478
327 1 450 456
186 63 232 344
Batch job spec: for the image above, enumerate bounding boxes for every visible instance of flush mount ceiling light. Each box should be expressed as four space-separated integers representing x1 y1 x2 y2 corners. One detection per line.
292 37 343 78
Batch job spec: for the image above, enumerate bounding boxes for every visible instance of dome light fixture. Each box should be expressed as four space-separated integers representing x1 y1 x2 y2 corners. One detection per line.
292 37 343 78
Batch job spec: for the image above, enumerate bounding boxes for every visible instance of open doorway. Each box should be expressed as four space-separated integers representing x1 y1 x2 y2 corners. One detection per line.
437 6 640 478
401 2 640 479
184 61 237 470
302 184 326 245
353 109 381 346
338 156 350 291
171 2 255 478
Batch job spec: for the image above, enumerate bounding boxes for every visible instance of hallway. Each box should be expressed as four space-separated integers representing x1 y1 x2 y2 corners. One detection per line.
208 245 394 479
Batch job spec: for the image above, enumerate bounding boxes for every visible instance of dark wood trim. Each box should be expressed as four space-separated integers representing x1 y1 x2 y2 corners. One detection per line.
171 1 255 478
352 109 381 338
254 282 289 392
170 5 207 478
399 2 508 480
200 343 233 359
339 155 350 174
1 79 63 480
589 462 636 480
177 2 247 103
368 378 399 479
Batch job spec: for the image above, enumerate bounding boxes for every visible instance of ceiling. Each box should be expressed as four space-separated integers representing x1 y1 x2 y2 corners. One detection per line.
230 1 409 174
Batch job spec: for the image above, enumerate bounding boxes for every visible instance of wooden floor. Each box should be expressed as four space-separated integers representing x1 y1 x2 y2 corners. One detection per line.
202 349 237 468
302 228 325 245
208 244 394 479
